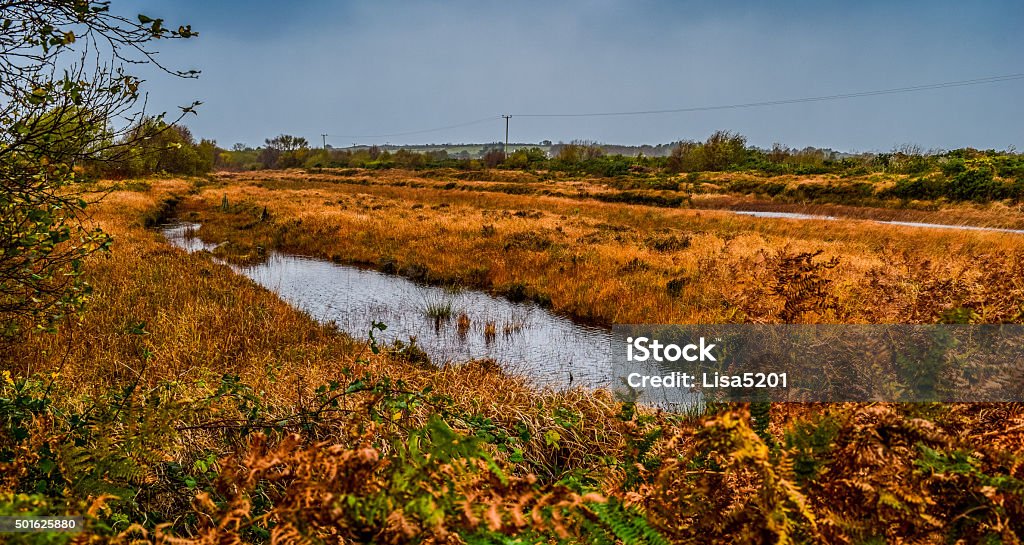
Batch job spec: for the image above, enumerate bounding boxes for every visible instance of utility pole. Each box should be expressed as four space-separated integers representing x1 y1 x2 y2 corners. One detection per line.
501 114 511 157
321 133 328 150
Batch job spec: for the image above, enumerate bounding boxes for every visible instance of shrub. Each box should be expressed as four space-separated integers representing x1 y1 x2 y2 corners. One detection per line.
666 131 748 172
482 149 505 168
503 147 548 169
946 165 1003 202
553 140 604 166
593 191 687 208
887 177 948 201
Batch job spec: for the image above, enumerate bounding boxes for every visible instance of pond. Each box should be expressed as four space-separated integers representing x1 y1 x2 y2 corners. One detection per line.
160 223 613 390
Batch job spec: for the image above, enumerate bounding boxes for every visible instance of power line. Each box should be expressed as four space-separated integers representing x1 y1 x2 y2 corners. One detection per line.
511 73 1024 118
323 72 1024 143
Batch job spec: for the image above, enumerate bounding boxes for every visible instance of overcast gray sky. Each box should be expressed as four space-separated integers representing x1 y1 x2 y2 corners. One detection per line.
132 0 1023 152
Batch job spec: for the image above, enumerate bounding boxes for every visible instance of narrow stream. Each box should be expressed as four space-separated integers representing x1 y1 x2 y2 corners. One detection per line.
161 223 613 389
160 210 1021 392
733 210 1024 235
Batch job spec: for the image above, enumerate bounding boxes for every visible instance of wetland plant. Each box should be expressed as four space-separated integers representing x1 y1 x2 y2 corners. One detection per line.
502 320 525 336
421 295 454 321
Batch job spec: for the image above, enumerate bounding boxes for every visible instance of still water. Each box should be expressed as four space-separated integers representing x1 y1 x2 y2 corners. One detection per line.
733 210 1024 235
161 223 613 389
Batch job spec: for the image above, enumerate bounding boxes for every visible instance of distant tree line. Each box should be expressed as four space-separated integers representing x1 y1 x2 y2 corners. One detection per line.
90 126 1024 204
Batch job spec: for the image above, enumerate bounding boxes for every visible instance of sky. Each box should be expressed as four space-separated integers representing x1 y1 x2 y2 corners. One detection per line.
128 0 1024 152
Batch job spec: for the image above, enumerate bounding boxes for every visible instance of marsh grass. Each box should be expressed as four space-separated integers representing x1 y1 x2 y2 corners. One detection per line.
421 294 455 321
186 169 1024 326
502 319 525 336
5 179 635 485
3 176 1024 542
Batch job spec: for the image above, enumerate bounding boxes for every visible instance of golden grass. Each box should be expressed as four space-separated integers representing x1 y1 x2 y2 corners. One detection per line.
182 169 1024 325
7 178 631 472
5 174 1024 542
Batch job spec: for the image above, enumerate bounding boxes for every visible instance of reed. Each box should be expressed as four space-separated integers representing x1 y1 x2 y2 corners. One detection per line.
5 175 1024 543
182 169 1024 326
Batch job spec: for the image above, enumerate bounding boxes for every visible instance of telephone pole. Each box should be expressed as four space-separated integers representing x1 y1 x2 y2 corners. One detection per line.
501 115 511 157
321 133 328 150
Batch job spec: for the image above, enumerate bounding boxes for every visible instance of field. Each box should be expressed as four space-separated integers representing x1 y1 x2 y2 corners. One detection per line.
187 168 1024 325
4 1 1024 542
5 169 1024 543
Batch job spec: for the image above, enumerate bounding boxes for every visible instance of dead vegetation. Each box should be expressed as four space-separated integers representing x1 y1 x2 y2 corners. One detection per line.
182 170 1024 326
3 175 1024 543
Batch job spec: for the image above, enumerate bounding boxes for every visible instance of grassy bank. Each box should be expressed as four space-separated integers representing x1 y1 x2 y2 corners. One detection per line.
185 169 1024 326
2 178 1024 543
3 179 648 542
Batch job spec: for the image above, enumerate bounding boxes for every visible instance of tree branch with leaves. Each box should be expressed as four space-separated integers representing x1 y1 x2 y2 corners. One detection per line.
0 0 198 336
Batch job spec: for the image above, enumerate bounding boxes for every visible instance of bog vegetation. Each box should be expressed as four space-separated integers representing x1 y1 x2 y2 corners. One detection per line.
86 121 1024 208
159 131 1024 205
3 2 1024 544
5 181 1024 545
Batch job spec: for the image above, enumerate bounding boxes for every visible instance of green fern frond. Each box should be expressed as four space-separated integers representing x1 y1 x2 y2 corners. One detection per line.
585 499 670 545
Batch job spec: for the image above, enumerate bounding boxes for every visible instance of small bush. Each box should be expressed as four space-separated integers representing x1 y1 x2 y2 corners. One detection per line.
593 191 687 208
946 165 1005 202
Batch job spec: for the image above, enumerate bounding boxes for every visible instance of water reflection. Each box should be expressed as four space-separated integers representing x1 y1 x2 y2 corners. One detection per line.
161 223 613 389
733 210 1024 234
